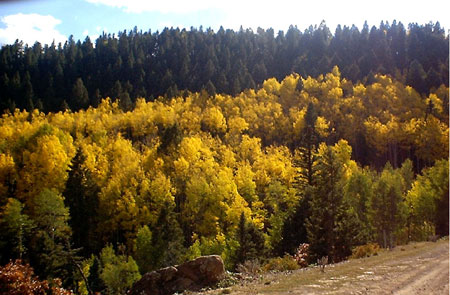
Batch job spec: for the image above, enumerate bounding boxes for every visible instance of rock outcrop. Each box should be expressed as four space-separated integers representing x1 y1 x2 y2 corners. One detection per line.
129 255 225 295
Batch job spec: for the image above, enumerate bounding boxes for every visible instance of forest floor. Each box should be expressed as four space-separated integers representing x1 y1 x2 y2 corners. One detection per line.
195 238 449 295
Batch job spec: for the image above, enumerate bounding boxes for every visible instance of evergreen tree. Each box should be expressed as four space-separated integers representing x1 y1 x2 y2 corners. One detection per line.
425 67 442 90
150 202 185 269
306 144 357 262
277 185 313 256
204 80 216 96
297 102 319 184
71 78 89 110
22 72 34 111
63 149 100 256
30 189 73 281
234 212 265 268
407 60 427 94
88 256 104 293
61 99 70 111
279 102 320 255
35 99 44 112
118 91 133 111
0 198 34 263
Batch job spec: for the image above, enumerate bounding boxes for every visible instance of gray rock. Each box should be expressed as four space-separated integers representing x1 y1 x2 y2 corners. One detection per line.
128 255 225 295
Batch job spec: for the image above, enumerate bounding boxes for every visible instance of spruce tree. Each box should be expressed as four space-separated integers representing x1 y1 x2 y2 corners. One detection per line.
407 59 427 94
306 144 356 263
71 78 89 110
279 102 319 255
63 149 100 256
235 212 265 267
150 202 185 269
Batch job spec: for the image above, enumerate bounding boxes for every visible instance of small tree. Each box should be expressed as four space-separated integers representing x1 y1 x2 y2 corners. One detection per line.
370 164 407 248
134 225 154 274
234 212 265 268
99 244 141 295
0 198 34 262
30 189 72 280
407 159 449 238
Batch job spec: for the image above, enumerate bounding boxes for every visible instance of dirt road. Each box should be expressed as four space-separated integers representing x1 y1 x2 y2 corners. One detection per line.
202 239 449 295
364 240 448 295
345 240 449 295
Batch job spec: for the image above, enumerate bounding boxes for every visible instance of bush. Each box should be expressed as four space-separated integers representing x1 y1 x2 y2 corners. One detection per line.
99 245 141 295
236 259 261 275
262 255 299 272
293 243 309 267
351 243 380 259
0 259 72 295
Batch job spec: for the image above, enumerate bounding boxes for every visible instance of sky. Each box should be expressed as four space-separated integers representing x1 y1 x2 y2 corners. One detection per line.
0 0 449 46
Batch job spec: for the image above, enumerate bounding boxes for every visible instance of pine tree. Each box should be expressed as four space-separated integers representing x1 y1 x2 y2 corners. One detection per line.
22 72 34 111
407 60 427 95
71 78 89 110
306 144 356 262
87 256 104 293
150 202 185 269
63 149 100 256
204 80 216 96
61 99 70 111
118 91 133 111
279 102 319 255
234 213 265 268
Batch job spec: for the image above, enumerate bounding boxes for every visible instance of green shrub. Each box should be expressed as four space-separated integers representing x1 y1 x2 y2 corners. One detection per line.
351 243 380 259
99 245 141 295
262 255 299 272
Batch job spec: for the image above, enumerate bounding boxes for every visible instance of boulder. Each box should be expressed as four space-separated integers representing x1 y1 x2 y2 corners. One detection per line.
128 255 225 295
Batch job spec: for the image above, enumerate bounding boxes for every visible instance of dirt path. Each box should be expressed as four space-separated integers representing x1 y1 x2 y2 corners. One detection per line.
395 257 448 295
200 239 449 295
368 241 449 295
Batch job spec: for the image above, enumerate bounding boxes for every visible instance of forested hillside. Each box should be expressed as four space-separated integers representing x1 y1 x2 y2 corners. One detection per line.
0 60 448 293
0 21 448 113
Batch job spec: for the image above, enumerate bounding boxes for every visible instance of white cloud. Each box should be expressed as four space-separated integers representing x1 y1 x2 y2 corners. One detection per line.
85 0 227 13
0 13 67 46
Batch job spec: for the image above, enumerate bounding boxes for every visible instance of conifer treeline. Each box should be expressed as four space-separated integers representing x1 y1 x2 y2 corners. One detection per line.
0 21 448 112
